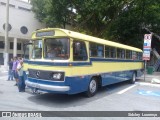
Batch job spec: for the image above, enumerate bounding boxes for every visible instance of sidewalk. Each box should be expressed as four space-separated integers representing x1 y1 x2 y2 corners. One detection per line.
0 65 8 74
137 72 160 84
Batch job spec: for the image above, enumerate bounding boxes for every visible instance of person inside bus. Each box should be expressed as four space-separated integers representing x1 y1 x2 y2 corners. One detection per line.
97 46 103 57
47 46 58 58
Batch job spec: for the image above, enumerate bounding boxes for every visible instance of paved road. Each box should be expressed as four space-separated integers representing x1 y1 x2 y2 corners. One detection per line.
0 72 160 120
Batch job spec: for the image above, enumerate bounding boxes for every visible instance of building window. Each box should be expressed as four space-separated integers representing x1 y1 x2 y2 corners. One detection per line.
0 2 15 8
10 42 21 50
20 26 28 34
17 43 21 50
9 4 15 8
18 6 31 12
10 42 13 49
0 2 6 5
0 53 4 65
0 41 4 49
3 23 12 31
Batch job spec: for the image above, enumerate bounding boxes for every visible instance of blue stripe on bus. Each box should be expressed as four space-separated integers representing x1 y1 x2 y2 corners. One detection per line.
90 58 142 62
24 58 143 66
26 69 143 94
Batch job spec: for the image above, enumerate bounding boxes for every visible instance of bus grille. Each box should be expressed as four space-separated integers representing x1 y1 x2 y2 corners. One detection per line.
28 69 65 81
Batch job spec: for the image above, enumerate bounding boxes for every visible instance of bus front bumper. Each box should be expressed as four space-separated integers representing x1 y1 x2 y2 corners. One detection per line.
25 80 70 92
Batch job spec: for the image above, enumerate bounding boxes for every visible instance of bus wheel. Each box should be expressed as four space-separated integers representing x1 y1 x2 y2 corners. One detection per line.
130 72 136 84
86 78 98 97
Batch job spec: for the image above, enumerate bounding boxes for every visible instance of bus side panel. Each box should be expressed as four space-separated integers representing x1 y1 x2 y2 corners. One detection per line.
101 72 119 86
65 76 91 94
101 71 131 86
116 71 126 81
101 70 143 87
125 70 133 80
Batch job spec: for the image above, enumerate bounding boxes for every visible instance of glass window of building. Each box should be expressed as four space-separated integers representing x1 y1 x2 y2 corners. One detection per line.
0 41 4 49
10 42 13 49
17 43 21 50
3 23 12 31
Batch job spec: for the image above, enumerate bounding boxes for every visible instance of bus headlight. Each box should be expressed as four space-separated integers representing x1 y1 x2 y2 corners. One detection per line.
52 73 62 79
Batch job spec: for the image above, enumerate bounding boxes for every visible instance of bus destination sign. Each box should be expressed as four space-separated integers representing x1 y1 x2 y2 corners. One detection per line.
36 31 55 37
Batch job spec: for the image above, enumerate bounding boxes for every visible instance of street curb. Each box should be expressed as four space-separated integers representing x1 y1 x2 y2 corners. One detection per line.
136 82 160 88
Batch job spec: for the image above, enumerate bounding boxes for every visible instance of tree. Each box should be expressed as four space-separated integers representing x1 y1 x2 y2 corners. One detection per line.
106 0 160 48
31 0 160 49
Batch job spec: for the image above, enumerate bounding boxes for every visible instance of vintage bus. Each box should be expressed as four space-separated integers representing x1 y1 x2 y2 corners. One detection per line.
24 28 144 97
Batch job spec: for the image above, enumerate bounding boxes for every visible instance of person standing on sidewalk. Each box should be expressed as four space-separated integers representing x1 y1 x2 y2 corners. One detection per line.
7 58 14 81
17 60 25 92
12 57 19 86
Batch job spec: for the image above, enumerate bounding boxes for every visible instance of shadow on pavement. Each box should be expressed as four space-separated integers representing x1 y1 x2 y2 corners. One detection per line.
27 81 133 108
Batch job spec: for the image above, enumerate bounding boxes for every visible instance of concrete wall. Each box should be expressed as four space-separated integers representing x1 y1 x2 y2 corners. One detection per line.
0 0 46 65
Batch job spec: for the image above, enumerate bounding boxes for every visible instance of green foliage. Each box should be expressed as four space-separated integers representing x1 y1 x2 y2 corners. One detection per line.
31 0 160 49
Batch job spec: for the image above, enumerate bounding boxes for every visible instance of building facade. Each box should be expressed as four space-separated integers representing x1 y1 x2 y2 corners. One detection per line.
0 0 45 65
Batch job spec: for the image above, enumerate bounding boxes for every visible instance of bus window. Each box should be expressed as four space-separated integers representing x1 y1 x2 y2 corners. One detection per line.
110 47 116 58
105 46 116 58
132 51 137 60
122 49 125 59
117 48 125 59
73 40 87 61
105 46 110 58
44 38 69 60
32 40 42 59
23 41 33 59
137 52 142 60
90 43 104 57
126 50 132 59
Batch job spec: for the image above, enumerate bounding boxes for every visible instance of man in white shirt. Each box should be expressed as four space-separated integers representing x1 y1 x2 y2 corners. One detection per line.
17 60 25 92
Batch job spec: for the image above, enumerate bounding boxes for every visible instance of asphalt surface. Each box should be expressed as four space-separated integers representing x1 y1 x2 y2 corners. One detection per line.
0 70 160 120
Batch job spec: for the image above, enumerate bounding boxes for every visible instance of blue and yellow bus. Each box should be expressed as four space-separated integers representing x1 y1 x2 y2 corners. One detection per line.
24 28 144 97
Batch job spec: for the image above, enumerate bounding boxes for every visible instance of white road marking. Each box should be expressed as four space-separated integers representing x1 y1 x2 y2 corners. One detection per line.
0 76 7 79
1 71 8 73
117 85 136 94
136 82 160 88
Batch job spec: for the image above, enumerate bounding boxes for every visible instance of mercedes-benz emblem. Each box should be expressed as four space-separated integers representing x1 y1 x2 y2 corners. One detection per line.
36 71 40 78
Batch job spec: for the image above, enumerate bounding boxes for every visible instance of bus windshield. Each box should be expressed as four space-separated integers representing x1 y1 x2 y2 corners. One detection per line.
32 40 42 59
44 38 69 60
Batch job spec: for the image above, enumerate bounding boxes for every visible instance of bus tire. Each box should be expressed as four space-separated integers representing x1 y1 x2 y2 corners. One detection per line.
130 72 136 84
85 77 98 97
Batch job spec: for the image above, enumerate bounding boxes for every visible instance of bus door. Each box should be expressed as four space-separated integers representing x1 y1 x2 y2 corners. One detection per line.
70 40 89 90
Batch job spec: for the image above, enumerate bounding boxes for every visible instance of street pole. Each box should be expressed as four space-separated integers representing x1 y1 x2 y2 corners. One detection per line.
144 60 146 82
4 0 9 69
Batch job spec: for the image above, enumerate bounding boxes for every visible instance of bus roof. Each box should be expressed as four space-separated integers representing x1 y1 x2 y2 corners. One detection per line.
33 28 142 52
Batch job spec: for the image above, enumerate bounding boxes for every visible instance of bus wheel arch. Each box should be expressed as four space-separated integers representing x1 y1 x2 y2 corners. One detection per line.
97 75 102 88
85 76 102 97
130 71 136 84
